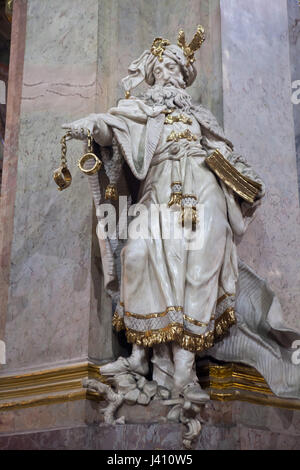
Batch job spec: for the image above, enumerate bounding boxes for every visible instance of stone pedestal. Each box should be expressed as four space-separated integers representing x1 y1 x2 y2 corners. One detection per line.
1 401 300 450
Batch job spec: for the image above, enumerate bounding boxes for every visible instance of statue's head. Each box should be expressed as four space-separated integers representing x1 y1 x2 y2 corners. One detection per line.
152 54 185 89
147 44 195 89
122 26 206 97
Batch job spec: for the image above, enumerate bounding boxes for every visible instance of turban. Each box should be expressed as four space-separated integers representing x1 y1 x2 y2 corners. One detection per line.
121 44 197 95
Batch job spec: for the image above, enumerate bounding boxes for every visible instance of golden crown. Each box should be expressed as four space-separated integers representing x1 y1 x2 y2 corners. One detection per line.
177 25 206 66
150 25 206 66
151 38 171 62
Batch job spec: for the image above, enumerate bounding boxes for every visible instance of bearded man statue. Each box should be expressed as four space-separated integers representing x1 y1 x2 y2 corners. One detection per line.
62 27 300 408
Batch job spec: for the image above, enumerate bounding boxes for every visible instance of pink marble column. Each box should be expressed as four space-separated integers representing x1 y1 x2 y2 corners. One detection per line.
0 0 27 363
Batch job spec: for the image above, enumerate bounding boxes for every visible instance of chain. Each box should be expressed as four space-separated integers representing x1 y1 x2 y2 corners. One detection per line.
86 128 93 153
60 131 71 168
60 128 93 168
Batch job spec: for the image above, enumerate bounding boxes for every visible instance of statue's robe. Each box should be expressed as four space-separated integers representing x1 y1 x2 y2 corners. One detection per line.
88 97 300 399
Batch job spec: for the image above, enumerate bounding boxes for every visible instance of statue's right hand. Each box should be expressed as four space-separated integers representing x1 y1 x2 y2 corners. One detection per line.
61 115 97 140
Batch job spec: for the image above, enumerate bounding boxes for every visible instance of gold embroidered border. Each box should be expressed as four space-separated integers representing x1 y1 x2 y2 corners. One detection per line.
119 293 233 323
183 313 209 327
113 308 236 353
112 311 125 331
124 306 183 320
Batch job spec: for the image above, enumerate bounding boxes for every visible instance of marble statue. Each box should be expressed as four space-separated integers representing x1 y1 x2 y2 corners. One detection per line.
61 26 300 447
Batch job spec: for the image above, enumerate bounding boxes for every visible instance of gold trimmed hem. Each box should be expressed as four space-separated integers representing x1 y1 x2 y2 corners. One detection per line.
183 313 209 327
112 308 236 353
124 306 183 320
119 294 233 320
112 312 125 331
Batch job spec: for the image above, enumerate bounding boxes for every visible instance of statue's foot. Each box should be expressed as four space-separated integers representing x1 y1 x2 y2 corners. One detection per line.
100 357 130 376
100 356 149 377
183 383 210 404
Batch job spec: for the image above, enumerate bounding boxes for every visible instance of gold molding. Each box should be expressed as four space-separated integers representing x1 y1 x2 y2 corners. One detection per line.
198 362 300 411
0 362 105 411
1 361 300 412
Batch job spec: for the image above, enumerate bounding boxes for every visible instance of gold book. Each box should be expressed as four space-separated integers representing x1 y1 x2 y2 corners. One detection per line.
206 150 262 204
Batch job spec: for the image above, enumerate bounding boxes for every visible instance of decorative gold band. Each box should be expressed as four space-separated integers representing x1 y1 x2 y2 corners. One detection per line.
183 313 210 327
113 307 236 353
125 306 183 320
120 293 234 324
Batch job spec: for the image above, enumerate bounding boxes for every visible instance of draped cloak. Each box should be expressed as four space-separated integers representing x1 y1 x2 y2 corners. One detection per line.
87 96 300 400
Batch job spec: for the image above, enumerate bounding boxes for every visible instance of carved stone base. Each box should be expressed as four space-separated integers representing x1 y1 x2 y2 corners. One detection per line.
82 377 208 449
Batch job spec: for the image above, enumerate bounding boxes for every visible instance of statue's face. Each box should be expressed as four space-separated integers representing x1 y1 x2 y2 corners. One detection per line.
153 57 184 88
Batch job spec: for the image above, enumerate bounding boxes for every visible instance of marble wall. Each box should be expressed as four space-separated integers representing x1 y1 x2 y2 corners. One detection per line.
0 0 114 372
0 0 27 364
220 0 300 329
288 0 300 199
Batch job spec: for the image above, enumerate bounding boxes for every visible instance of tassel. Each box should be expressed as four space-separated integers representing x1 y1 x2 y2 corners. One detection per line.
168 182 182 208
181 206 197 230
168 191 182 207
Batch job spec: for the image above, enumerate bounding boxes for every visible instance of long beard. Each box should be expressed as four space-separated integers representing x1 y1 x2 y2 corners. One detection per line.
143 83 193 113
